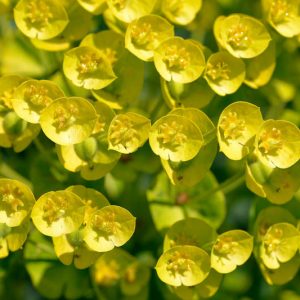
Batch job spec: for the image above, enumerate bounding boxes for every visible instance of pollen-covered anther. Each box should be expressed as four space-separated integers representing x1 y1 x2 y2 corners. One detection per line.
270 0 290 23
77 53 103 75
0 184 24 214
93 212 120 235
109 119 139 149
166 251 192 275
131 23 156 46
25 0 53 28
214 236 238 256
25 85 52 107
206 62 231 81
228 23 251 49
258 127 283 155
102 48 118 65
157 121 187 148
0 90 15 109
264 228 283 254
219 111 245 140
42 196 68 224
52 104 79 131
163 46 190 71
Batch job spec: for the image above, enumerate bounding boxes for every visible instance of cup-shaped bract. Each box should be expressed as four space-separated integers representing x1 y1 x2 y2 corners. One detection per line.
31 190 85 237
154 37 206 83
211 230 253 274
106 0 156 23
108 112 151 154
66 185 110 224
81 30 144 109
14 0 69 40
0 113 40 152
12 80 64 124
120 262 151 296
163 218 217 252
218 101 264 160
246 160 300 204
215 14 271 58
40 97 97 145
161 77 215 109
0 218 30 258
156 245 210 286
83 205 136 252
161 0 202 25
53 233 100 269
244 41 276 89
0 75 27 112
149 114 203 162
204 51 245 96
92 248 135 286
172 269 223 300
63 46 116 90
77 0 106 14
161 108 217 187
125 14 174 61
262 0 300 38
0 179 35 227
260 223 300 269
255 119 300 169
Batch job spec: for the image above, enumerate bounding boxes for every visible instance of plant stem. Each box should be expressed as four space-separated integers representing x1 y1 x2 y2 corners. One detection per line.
149 170 245 206
89 268 108 300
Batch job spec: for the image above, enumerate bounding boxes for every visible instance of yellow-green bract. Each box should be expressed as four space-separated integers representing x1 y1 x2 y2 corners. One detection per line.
254 119 300 169
108 112 151 154
12 80 65 124
0 179 35 227
154 37 206 83
125 14 174 61
214 13 271 58
211 230 253 274
40 97 97 145
204 51 245 96
31 190 85 237
14 0 69 40
83 205 136 252
155 245 211 286
218 101 263 160
161 0 202 25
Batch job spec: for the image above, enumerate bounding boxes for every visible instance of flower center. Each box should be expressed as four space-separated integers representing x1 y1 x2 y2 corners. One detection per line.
163 45 190 72
206 61 230 81
25 85 52 108
166 251 192 276
258 127 283 155
0 184 24 216
270 0 290 23
25 0 53 30
77 53 104 76
42 195 68 224
109 118 139 150
52 103 79 131
131 23 156 48
227 23 251 50
219 111 246 141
